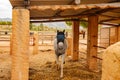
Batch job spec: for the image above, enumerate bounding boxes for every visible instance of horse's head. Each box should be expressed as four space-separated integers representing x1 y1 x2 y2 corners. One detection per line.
56 30 65 44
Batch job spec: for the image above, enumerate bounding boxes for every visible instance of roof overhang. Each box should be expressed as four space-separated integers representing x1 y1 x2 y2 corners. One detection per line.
9 0 120 26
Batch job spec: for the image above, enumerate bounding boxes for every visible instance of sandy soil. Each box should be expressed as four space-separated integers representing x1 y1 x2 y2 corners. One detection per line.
0 40 103 80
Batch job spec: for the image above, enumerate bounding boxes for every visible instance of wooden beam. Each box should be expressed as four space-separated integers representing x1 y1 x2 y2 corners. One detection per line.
29 3 120 10
30 18 79 23
95 8 116 15
68 0 75 5
100 14 118 18
53 10 63 17
108 10 120 14
100 17 120 23
30 17 120 27
11 8 29 80
87 15 98 71
77 8 99 15
72 20 79 61
30 14 87 19
99 22 120 27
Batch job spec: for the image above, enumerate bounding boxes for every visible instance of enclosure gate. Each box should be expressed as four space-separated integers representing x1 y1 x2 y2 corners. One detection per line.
100 27 119 48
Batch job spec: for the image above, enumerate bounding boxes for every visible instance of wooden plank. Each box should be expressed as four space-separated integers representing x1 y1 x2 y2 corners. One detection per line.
30 14 86 19
10 34 12 55
29 3 120 10
72 20 79 61
117 26 120 41
66 37 72 56
30 18 80 23
110 27 118 44
100 18 120 23
11 8 29 80
87 15 98 71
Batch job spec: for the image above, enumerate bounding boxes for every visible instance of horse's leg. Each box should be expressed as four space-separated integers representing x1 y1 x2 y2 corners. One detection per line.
55 54 60 70
60 53 65 78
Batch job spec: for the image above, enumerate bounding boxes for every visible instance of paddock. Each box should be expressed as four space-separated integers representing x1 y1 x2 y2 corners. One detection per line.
0 36 102 80
1 0 120 80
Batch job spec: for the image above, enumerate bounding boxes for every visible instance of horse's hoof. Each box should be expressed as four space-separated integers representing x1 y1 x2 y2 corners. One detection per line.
57 67 60 71
56 65 60 70
60 76 63 79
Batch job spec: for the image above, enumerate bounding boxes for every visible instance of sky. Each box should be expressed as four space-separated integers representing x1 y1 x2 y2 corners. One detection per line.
0 0 69 28
0 0 12 18
0 0 74 28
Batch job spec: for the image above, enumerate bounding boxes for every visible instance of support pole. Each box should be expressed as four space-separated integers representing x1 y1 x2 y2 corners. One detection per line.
87 15 98 71
33 32 39 55
117 26 120 41
72 20 79 61
10 34 12 55
110 27 118 45
11 8 29 80
66 37 72 56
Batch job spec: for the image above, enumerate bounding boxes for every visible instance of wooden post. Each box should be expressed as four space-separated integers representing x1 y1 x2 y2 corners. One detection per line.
110 27 118 45
72 20 79 61
87 15 98 71
33 32 39 55
117 26 120 41
10 34 12 55
11 8 29 80
66 37 72 56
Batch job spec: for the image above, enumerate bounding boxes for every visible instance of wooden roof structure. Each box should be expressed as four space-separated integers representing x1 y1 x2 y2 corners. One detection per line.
9 0 120 26
9 1 120 79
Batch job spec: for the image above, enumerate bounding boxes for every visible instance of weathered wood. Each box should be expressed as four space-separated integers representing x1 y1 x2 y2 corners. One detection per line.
30 18 80 23
100 18 120 23
99 22 119 27
117 26 120 41
66 37 72 56
72 20 79 61
30 15 86 20
87 15 98 71
11 8 29 80
29 3 120 10
110 27 118 45
33 32 39 55
10 34 12 55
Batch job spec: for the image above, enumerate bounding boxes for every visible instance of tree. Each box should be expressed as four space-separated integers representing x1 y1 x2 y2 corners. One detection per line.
40 23 44 31
80 19 88 28
0 21 12 25
6 21 12 25
65 18 88 29
30 23 33 30
66 21 72 26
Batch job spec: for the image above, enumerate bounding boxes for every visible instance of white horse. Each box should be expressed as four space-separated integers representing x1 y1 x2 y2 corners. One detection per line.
54 30 67 78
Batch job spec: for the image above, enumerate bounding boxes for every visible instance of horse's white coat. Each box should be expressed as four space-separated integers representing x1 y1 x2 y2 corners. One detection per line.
54 38 67 78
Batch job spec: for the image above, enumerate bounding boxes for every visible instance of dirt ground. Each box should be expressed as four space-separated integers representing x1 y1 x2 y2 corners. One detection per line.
0 40 103 80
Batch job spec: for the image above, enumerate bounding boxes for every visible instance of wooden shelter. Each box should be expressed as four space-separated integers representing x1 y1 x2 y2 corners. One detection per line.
9 0 120 80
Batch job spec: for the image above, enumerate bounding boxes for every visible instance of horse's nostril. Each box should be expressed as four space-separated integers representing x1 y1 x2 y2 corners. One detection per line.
59 47 63 50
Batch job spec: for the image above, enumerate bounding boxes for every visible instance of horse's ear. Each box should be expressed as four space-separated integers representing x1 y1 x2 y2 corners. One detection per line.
63 29 65 33
57 30 59 33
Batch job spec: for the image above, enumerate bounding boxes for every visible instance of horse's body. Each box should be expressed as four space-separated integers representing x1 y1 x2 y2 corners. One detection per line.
54 30 67 78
